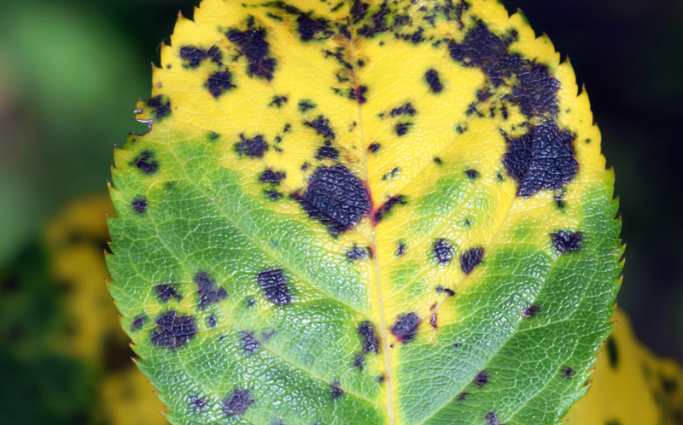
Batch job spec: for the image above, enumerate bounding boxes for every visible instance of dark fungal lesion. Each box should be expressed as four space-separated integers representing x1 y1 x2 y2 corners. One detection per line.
257 268 292 305
240 331 262 355
394 122 412 136
223 389 253 416
465 169 479 180
193 272 228 309
269 95 288 108
503 123 578 197
226 18 277 81
131 151 159 176
235 134 269 158
150 311 198 349
179 45 223 68
145 96 171 120
551 230 583 253
522 304 540 318
189 395 208 412
131 196 148 214
473 370 489 386
460 247 484 275
291 165 370 235
259 169 286 185
131 314 146 331
298 99 317 113
368 142 381 153
425 68 443 93
373 195 407 223
207 70 236 98
316 141 340 160
433 238 453 264
390 102 416 117
348 85 368 104
390 312 421 344
346 245 370 261
305 115 336 140
155 284 182 302
330 381 344 399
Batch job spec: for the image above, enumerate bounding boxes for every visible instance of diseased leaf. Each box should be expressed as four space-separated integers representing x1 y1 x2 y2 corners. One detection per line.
566 309 683 425
107 0 623 424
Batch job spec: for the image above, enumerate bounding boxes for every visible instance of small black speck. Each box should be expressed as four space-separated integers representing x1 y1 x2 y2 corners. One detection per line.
155 284 182 302
347 246 368 261
433 239 453 264
523 304 540 318
443 288 455 297
425 68 443 93
433 157 442 165
395 122 411 136
222 389 253 416
131 315 146 331
131 197 148 214
474 370 488 386
330 382 344 399
390 312 421 344
551 230 583 253
207 315 217 328
456 392 467 402
368 143 380 153
563 367 574 378
465 169 479 179
396 242 406 256
133 151 159 175
298 99 317 113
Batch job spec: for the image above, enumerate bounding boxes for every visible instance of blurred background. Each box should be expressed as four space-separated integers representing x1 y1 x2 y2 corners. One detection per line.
0 0 682 422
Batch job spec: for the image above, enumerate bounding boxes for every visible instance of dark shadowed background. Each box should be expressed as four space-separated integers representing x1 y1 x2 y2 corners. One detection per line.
0 0 681 365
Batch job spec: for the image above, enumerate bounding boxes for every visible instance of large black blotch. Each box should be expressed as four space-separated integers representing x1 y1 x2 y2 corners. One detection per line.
460 247 484 275
551 230 583 253
292 165 370 235
207 71 235 98
391 312 421 344
223 389 253 416
193 272 227 309
150 311 197 349
227 24 276 80
448 20 559 118
257 268 292 305
146 96 171 120
235 134 269 158
357 321 380 354
180 45 223 68
503 123 578 197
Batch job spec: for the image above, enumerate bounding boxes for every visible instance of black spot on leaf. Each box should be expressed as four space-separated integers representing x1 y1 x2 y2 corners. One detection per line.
465 169 479 179
373 195 407 223
305 115 336 140
563 367 574 378
444 288 455 296
296 14 331 41
146 96 171 120
155 284 182 302
131 197 148 214
347 246 368 261
316 142 339 160
193 272 227 309
259 169 286 184
395 122 411 136
269 95 288 107
227 24 277 80
292 165 370 235
351 0 369 23
207 71 236 98
390 103 416 117
484 411 499 425
223 389 253 416
358 321 380 354
368 143 380 153
298 99 317 113
133 150 159 175
456 392 468 402
235 134 269 158
240 331 262 355
474 370 488 386
131 315 146 331
189 395 208 411
391 312 421 343
207 315 217 328
180 46 223 67
433 239 453 264
606 336 619 369
330 382 344 399
551 230 583 253
425 69 443 93
503 123 578 196
461 247 484 275
523 304 540 318
258 269 291 305
348 85 368 104
151 311 197 349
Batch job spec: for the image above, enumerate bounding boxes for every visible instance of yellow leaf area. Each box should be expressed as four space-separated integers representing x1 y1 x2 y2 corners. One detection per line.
45 193 167 425
108 0 627 423
567 310 683 425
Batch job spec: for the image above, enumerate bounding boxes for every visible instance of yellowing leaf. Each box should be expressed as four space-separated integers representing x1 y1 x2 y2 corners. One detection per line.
567 309 683 425
107 0 623 424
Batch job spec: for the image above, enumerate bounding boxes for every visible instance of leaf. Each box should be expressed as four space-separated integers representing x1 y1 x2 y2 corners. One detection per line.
106 0 623 424
566 309 683 425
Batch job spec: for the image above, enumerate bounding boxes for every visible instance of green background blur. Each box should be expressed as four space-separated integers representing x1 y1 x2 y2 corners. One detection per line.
0 0 682 367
